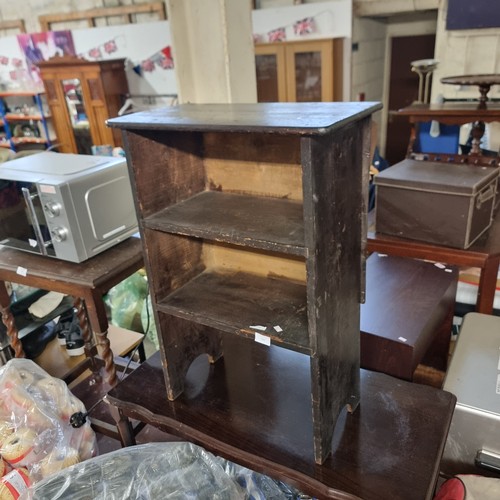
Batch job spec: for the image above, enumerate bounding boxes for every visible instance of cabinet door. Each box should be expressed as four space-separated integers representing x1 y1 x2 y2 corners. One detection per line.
80 70 116 147
286 40 334 102
43 77 78 154
255 44 287 102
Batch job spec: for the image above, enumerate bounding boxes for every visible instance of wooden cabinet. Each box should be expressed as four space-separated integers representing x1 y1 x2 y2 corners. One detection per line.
255 39 343 102
0 92 55 152
107 102 380 464
37 57 129 154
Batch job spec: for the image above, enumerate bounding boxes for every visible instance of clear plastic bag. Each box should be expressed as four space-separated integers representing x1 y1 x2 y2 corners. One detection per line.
21 442 310 499
0 358 97 488
105 271 149 333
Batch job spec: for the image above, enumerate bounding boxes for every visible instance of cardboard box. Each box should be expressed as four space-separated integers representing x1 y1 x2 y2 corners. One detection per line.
374 159 499 248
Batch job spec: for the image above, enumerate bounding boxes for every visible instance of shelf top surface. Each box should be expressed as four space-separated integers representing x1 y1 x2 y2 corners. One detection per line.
107 102 382 135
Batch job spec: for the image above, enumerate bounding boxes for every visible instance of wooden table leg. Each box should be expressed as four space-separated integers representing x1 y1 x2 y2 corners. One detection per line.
0 281 25 358
107 403 137 447
73 297 99 375
476 256 500 314
84 289 117 386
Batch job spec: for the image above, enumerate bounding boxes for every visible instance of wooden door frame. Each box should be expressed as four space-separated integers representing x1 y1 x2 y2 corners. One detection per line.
380 18 437 157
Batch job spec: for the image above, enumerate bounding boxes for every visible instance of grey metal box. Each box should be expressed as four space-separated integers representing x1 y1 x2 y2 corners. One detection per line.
441 313 500 475
374 159 499 249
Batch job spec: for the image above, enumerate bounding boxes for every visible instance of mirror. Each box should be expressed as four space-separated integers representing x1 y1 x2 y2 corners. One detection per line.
62 78 92 154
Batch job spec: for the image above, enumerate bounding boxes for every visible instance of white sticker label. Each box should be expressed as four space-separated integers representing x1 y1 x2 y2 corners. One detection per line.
255 333 271 346
39 184 56 194
445 268 452 273
250 325 267 331
16 266 27 277
434 263 446 269
398 337 407 343
496 374 500 395
273 325 283 333
28 238 37 247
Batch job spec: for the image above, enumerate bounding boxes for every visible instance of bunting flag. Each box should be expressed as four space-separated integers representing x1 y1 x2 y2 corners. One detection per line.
268 27 286 42
104 40 118 54
86 35 125 60
88 47 102 59
134 46 174 76
11 58 23 68
255 10 327 42
293 17 316 35
0 56 9 65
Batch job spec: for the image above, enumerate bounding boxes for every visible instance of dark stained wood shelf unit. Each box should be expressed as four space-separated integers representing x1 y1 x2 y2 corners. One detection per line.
108 102 381 464
145 191 306 256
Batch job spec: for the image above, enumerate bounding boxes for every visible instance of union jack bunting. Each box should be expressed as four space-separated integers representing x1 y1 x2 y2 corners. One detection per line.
293 17 316 36
104 40 117 54
88 47 102 59
141 58 155 72
268 27 286 42
159 46 174 69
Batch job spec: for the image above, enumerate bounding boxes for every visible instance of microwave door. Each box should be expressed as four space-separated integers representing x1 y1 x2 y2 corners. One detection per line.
0 181 55 257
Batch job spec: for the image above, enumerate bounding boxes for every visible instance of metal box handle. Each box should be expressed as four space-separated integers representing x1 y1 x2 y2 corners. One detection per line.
475 449 500 473
476 183 496 209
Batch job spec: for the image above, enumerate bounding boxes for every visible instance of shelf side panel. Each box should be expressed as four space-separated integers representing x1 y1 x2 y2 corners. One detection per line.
302 115 371 464
123 129 205 218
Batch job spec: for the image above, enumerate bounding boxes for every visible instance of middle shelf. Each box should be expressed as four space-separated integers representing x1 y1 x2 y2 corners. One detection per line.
144 190 307 257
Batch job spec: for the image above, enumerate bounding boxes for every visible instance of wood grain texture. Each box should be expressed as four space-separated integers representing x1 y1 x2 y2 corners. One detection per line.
108 102 382 134
106 343 456 500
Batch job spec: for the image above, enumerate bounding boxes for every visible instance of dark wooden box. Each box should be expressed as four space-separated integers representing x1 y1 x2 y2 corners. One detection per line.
374 159 500 249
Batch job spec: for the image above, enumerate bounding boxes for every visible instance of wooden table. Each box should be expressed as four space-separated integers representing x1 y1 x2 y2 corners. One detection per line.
367 209 500 315
105 339 456 500
0 237 144 386
397 101 500 157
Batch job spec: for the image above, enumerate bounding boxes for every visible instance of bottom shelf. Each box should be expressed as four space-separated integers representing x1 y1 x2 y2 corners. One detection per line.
157 270 310 354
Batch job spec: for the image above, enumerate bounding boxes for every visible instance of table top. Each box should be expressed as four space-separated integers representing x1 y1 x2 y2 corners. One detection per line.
0 237 144 292
397 101 500 122
441 74 500 87
106 338 456 500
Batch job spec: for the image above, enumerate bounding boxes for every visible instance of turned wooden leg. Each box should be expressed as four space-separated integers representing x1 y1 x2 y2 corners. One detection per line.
0 282 24 358
73 297 98 374
84 290 117 387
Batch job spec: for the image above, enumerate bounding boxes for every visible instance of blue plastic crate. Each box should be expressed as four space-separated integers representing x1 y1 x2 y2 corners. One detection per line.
415 121 460 154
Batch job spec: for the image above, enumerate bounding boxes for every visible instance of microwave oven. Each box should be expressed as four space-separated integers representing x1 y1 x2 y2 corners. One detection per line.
0 152 138 263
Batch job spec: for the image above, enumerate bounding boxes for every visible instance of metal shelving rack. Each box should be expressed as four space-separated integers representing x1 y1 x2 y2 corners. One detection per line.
0 91 55 152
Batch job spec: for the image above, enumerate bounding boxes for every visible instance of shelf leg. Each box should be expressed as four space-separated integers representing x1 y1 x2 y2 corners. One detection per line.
157 313 223 400
0 282 25 358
